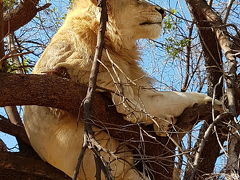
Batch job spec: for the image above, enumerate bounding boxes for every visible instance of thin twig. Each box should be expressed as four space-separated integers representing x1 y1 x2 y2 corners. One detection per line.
181 22 194 92
73 0 110 179
190 76 223 179
223 0 235 24
0 0 4 70
190 112 232 180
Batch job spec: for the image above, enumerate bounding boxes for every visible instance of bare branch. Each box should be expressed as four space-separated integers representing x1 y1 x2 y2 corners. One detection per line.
0 118 29 145
0 139 7 152
186 0 240 177
223 0 235 24
0 0 4 70
190 112 233 180
181 23 194 92
0 152 71 180
2 0 50 37
73 1 111 179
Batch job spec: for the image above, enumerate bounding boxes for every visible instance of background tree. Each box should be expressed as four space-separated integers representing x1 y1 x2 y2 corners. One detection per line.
0 0 240 179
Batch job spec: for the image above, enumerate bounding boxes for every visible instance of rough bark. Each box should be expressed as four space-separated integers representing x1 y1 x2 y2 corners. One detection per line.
0 119 29 145
185 0 225 177
0 152 71 180
0 0 4 69
0 139 7 152
186 0 239 178
2 0 45 37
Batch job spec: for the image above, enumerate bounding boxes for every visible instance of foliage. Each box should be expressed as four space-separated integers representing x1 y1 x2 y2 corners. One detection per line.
3 0 16 9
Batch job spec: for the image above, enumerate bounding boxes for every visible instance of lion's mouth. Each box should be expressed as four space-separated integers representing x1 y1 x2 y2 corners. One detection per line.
140 22 162 25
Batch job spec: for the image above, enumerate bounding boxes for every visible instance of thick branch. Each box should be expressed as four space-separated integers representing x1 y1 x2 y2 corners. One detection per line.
190 113 233 180
185 0 233 177
0 139 7 152
0 152 71 180
0 0 4 69
2 0 50 37
186 0 239 177
0 119 29 145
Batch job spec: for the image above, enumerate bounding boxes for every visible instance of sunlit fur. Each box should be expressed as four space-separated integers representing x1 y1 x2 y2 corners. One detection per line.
24 0 220 179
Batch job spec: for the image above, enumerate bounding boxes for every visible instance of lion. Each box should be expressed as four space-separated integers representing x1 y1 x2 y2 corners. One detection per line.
24 0 221 179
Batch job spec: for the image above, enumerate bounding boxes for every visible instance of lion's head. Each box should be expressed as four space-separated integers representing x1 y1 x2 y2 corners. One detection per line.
71 0 165 42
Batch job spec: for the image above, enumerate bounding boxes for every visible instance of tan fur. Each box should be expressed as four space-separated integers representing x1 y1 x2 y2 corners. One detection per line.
24 0 221 179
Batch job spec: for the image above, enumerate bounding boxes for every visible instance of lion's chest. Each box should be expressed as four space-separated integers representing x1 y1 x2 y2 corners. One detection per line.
62 51 146 90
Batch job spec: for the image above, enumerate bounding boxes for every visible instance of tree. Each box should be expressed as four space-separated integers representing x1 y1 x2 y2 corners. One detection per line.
0 0 240 179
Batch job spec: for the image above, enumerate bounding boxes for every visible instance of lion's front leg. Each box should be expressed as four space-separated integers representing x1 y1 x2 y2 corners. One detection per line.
142 90 222 116
138 89 222 135
94 69 222 136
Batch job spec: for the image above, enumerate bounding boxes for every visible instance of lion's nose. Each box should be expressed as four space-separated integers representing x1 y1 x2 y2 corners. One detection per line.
155 7 166 17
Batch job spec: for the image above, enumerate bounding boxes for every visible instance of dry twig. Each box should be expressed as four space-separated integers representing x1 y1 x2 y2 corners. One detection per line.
73 1 111 180
190 112 232 180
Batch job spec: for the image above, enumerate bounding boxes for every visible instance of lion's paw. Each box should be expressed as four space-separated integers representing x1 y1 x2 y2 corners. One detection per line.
189 93 223 112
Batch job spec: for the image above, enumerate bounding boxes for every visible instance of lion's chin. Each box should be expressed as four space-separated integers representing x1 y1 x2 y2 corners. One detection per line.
139 24 162 39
